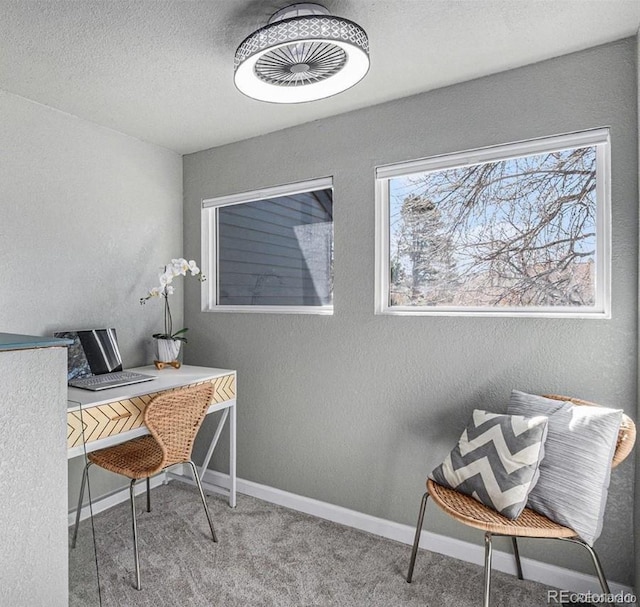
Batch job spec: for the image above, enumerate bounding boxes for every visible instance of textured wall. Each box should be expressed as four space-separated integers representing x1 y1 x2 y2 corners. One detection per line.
0 90 183 510
184 39 638 586
633 30 640 594
0 347 68 606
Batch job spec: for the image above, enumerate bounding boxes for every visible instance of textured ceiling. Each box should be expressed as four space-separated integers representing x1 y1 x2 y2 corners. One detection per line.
1 0 638 154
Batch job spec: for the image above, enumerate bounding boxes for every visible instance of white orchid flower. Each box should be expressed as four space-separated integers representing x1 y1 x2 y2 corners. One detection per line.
141 258 206 338
159 271 174 286
170 258 190 276
187 260 200 275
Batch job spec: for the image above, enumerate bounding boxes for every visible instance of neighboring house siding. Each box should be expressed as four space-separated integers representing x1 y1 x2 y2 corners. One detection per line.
218 190 333 305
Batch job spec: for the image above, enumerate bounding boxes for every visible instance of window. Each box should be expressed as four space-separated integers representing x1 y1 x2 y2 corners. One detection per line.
202 177 333 314
375 129 611 317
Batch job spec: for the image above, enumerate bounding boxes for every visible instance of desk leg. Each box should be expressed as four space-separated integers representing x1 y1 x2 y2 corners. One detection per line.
229 403 237 508
199 409 229 481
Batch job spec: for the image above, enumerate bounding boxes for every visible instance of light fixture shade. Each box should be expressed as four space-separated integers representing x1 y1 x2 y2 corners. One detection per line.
234 3 369 103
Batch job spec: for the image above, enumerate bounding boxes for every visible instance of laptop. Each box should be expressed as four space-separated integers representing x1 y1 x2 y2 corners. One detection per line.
55 328 155 391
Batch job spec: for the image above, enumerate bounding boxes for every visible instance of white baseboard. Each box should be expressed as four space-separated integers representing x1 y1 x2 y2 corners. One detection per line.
199 470 633 596
69 468 634 597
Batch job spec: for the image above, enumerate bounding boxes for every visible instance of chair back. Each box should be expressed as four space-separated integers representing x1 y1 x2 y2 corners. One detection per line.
144 383 214 468
544 394 636 468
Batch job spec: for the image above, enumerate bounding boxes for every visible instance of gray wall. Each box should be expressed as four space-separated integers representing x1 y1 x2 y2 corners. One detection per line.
633 30 640 594
184 39 638 586
0 347 68 606
0 90 183 504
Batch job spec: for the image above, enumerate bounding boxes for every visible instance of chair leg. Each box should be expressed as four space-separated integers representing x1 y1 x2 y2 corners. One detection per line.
582 542 611 595
146 477 151 513
130 479 142 591
511 537 524 580
406 492 429 583
71 461 92 549
483 532 493 607
558 538 611 595
187 460 217 543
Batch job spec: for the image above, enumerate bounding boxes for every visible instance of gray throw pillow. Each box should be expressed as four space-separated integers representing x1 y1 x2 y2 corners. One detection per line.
508 390 623 545
430 409 548 519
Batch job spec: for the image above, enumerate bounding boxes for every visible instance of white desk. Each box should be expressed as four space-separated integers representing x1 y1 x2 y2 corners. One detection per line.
67 365 237 506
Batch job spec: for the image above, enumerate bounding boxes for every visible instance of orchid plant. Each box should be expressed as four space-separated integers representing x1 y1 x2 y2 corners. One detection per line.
140 258 205 342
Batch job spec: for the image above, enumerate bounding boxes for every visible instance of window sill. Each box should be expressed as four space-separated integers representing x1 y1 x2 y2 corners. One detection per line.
202 305 333 315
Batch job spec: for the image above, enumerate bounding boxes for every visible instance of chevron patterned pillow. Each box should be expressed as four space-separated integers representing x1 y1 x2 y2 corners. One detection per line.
429 410 549 519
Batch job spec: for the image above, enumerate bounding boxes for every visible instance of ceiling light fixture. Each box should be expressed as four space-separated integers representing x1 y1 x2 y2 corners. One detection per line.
234 3 369 104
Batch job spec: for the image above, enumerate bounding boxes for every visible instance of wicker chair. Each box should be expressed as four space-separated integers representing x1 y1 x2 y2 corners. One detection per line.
71 383 218 590
406 395 636 607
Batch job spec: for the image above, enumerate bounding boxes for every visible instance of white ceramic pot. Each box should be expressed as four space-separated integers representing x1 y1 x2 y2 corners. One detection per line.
154 338 181 363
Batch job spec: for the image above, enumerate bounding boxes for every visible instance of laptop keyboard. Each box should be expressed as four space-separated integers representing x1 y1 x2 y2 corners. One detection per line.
71 371 152 389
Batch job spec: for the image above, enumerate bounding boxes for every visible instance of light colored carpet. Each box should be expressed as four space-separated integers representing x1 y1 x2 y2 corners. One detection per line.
70 482 557 607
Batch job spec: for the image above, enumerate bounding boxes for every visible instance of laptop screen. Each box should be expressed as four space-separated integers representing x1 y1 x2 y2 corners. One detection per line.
54 328 124 381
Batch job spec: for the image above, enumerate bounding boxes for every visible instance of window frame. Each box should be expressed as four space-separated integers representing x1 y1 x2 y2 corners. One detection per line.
374 128 611 318
201 176 334 315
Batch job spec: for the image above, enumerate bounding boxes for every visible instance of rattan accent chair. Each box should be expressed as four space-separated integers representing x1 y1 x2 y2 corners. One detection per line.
406 395 636 607
71 383 218 590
